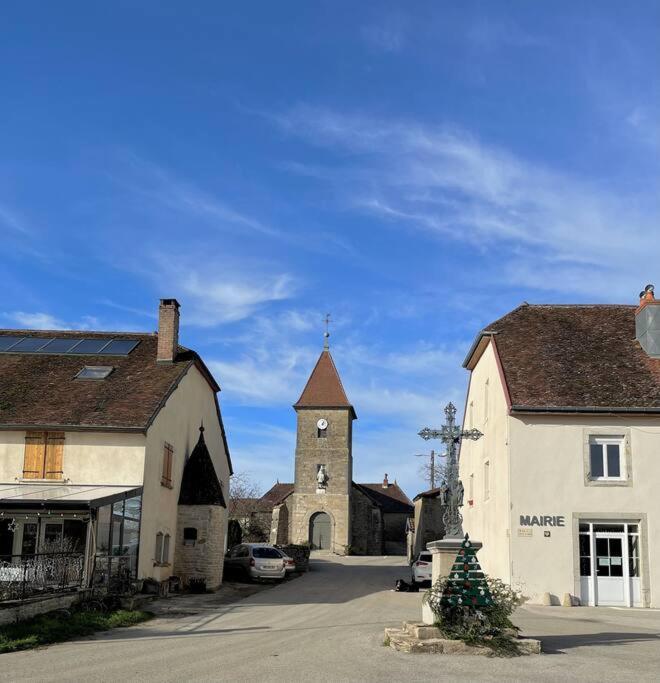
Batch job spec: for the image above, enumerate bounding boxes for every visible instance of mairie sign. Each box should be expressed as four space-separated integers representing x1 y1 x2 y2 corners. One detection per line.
519 514 565 527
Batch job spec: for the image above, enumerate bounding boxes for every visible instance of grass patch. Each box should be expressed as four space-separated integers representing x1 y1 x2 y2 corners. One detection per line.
0 608 153 654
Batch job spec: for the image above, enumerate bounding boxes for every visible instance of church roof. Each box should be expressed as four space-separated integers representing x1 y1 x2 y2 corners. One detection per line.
178 426 227 507
354 482 414 514
261 482 294 507
294 350 356 418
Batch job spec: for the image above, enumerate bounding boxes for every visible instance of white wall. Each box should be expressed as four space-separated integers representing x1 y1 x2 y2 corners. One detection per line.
140 364 230 579
459 341 512 583
509 414 660 606
0 430 144 485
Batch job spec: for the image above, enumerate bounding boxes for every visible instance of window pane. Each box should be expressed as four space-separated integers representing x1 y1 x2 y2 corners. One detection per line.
609 537 622 557
579 534 591 557
253 547 281 559
593 524 624 533
579 557 591 576
590 444 604 477
579 523 589 532
96 505 111 554
21 523 38 555
595 537 608 556
76 366 114 380
628 524 639 534
63 520 86 553
606 445 621 477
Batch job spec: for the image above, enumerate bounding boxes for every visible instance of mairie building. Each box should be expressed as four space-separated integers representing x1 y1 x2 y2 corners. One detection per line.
459 285 660 607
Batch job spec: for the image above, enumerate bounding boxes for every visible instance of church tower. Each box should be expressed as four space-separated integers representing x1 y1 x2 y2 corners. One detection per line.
289 342 356 554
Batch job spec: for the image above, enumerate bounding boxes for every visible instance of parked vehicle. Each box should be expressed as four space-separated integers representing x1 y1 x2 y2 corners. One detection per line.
224 543 286 581
274 548 297 574
411 551 433 585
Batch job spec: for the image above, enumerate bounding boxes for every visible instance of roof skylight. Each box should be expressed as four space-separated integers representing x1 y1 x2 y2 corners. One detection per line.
75 366 114 380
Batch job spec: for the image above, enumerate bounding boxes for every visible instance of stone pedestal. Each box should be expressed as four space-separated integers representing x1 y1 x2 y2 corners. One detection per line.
421 537 483 624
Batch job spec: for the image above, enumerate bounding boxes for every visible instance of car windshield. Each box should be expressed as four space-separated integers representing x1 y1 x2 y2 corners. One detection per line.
420 554 432 562
252 547 281 559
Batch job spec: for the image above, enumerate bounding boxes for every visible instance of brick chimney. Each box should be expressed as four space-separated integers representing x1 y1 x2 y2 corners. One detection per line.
157 298 180 363
636 284 660 358
382 473 389 489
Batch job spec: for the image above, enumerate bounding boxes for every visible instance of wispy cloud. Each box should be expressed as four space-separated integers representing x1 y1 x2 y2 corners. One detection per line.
2 311 102 330
0 204 30 235
361 22 406 54
275 106 659 300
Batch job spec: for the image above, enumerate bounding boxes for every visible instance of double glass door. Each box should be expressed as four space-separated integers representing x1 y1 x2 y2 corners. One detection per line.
579 522 641 607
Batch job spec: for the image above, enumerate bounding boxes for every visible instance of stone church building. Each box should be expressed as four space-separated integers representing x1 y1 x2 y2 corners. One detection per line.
258 347 413 555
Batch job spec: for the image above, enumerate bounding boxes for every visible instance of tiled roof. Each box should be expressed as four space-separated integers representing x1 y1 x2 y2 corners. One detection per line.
294 351 356 418
179 427 226 507
0 329 218 430
354 482 414 514
467 304 660 412
261 482 294 507
413 486 443 501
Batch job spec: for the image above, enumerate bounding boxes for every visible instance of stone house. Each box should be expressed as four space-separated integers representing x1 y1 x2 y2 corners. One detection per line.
409 486 446 561
460 285 660 607
247 345 413 555
0 299 232 597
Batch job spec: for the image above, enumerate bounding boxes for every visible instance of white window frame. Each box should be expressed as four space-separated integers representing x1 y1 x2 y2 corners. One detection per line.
588 436 625 482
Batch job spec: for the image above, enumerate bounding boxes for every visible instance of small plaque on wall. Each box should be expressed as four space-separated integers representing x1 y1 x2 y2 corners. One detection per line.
518 528 533 537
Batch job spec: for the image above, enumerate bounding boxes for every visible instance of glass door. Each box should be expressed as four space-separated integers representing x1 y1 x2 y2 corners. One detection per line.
594 533 626 606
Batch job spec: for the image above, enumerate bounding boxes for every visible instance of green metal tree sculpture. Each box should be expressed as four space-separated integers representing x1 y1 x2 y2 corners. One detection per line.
441 533 492 609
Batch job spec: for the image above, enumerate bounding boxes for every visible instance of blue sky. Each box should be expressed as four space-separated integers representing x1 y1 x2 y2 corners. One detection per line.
2 2 659 497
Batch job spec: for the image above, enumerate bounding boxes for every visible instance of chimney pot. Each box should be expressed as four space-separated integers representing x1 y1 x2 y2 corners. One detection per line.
382 473 389 488
157 298 180 363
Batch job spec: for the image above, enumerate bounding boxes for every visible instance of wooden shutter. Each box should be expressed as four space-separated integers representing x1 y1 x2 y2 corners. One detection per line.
23 432 46 479
44 432 65 479
161 443 173 487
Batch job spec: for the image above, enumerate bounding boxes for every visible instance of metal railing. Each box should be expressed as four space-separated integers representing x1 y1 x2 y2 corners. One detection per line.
92 554 138 594
0 552 84 602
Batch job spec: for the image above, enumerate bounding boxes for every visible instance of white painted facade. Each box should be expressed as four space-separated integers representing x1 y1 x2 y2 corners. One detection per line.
0 363 230 582
460 339 659 607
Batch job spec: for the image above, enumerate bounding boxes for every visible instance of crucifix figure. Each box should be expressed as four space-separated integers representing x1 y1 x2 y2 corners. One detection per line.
418 402 483 538
323 313 332 350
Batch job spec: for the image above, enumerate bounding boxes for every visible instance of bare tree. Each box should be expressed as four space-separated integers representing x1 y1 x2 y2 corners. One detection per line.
416 451 448 491
228 471 262 518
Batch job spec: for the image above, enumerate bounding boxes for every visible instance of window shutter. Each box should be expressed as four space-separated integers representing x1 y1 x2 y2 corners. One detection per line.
161 443 173 487
155 532 163 563
23 432 46 479
44 432 65 479
163 534 170 564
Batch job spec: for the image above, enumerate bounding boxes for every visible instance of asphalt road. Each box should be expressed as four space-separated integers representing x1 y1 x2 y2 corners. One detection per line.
2 554 660 682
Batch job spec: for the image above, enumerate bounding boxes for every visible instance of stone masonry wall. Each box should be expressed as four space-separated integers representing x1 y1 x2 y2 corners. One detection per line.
291 407 353 553
269 503 289 545
174 505 227 590
351 487 383 555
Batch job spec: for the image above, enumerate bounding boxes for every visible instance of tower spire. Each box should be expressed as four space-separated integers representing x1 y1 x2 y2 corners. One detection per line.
323 313 331 350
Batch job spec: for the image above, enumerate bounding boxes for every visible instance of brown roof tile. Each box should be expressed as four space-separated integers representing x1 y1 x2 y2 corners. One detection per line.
472 304 660 412
0 329 216 430
261 482 294 506
354 482 414 513
294 351 356 418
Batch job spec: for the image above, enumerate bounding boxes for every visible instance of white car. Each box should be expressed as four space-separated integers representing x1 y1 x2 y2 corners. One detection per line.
411 552 433 585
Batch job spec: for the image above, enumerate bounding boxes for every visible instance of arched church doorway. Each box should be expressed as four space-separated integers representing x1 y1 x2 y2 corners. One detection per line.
309 512 331 550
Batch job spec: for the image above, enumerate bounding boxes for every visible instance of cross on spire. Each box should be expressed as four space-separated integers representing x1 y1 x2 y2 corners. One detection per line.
323 313 332 350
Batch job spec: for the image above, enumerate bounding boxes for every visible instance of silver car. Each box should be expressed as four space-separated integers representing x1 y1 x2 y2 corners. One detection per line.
224 543 286 581
411 551 433 585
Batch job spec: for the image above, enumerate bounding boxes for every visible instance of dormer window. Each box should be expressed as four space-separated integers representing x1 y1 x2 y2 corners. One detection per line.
75 366 114 380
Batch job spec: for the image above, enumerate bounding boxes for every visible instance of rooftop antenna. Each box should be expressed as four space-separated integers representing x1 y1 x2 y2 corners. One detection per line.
323 313 331 350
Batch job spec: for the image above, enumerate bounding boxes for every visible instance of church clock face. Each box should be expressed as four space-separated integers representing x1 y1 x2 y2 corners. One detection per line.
317 418 328 430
